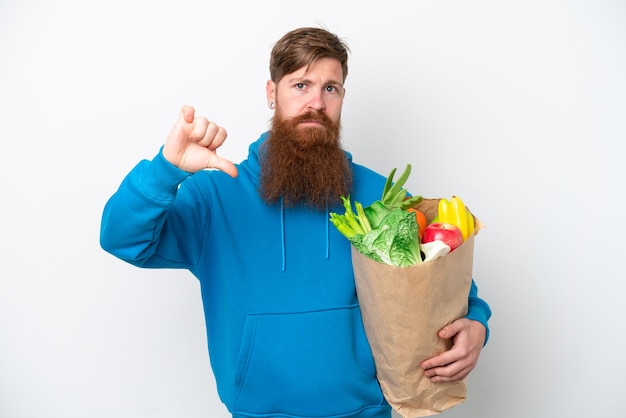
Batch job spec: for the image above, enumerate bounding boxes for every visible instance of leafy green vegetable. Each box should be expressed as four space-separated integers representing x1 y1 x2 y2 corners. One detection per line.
380 164 423 210
329 164 424 267
363 201 389 229
351 208 421 266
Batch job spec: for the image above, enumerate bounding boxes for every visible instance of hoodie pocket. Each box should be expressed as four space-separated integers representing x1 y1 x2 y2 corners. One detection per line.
232 305 383 417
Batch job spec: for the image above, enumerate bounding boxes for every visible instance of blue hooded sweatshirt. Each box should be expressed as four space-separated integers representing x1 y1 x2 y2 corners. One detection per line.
100 132 491 418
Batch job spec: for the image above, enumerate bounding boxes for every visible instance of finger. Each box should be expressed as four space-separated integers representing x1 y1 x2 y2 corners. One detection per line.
206 126 228 150
163 106 197 166
421 349 455 371
196 122 224 148
168 106 196 140
430 360 473 382
180 105 195 123
422 352 465 378
428 367 470 383
189 117 210 142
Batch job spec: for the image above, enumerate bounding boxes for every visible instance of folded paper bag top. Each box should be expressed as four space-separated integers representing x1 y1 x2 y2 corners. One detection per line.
352 198 482 417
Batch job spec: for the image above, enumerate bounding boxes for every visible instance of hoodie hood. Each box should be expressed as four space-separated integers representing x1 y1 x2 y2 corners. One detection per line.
243 131 354 272
244 131 354 180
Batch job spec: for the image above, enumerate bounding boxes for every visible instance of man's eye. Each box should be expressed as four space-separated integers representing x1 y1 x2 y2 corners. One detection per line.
295 83 305 89
326 86 336 93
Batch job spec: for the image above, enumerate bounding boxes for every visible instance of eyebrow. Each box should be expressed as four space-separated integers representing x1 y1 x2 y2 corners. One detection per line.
288 76 344 88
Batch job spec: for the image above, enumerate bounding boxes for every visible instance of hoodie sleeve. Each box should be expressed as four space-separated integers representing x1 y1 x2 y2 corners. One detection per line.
100 149 197 269
466 279 492 345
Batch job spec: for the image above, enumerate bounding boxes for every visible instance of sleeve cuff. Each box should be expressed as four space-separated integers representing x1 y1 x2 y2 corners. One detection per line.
136 147 192 200
466 297 492 345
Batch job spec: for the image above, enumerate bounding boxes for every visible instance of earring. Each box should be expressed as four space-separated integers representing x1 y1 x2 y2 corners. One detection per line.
269 101 275 109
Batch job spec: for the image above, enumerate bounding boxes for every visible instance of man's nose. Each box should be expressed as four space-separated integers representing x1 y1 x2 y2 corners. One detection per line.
307 91 326 111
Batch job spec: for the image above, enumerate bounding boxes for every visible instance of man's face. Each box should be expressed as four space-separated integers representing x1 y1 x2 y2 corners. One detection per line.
266 57 345 125
260 58 351 210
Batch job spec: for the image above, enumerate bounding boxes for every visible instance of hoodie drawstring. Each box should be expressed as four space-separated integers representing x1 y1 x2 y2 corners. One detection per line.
279 199 331 272
325 202 330 260
280 197 286 272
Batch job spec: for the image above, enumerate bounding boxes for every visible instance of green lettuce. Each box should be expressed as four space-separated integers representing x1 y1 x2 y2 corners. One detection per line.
350 208 421 266
329 164 423 267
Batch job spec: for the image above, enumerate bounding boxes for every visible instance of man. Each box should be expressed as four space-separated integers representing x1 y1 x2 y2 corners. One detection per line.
100 27 491 418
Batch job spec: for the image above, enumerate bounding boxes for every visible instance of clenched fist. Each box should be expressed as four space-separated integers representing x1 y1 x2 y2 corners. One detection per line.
162 105 238 177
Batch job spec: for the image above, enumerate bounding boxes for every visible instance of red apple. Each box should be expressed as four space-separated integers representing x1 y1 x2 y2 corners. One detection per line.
421 222 464 251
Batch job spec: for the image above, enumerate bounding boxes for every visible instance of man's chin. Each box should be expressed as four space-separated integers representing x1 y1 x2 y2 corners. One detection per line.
297 123 326 131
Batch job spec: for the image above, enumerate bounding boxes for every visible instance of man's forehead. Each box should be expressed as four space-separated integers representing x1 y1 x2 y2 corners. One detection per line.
281 59 344 84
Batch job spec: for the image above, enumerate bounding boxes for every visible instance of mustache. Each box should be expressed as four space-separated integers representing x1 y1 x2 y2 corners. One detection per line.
292 110 334 126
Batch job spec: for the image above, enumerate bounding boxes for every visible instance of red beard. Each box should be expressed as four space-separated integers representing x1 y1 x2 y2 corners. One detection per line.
259 109 352 210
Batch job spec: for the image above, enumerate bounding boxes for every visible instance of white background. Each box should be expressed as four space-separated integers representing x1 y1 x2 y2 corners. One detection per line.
1 1 625 417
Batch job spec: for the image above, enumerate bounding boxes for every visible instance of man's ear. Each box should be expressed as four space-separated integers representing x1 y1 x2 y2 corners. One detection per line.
266 80 276 107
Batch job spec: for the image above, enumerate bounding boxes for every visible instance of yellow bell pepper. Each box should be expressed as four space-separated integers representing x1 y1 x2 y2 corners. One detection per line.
437 195 474 241
437 198 452 225
467 208 475 237
450 196 469 240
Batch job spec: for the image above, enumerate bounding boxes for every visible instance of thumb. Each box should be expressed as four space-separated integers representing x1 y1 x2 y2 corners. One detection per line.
208 155 239 178
438 320 462 339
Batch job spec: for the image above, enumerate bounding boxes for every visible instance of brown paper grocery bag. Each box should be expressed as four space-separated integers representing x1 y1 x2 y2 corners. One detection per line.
352 198 482 417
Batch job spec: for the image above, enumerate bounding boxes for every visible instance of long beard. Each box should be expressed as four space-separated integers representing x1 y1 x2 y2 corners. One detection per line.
259 109 352 210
